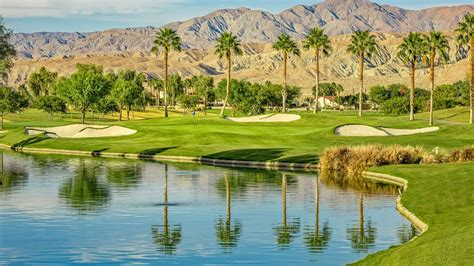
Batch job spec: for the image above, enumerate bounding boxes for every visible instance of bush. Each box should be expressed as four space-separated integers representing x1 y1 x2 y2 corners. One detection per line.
178 95 199 114
35 95 67 119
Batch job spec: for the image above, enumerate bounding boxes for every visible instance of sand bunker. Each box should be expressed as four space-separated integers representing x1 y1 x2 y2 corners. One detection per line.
336 125 439 137
227 114 301 123
26 124 137 138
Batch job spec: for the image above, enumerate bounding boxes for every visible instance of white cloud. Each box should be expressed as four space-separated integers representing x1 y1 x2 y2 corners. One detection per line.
1 0 189 18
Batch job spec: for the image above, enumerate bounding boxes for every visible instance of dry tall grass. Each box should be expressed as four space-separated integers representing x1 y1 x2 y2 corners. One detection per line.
319 145 425 185
449 145 474 162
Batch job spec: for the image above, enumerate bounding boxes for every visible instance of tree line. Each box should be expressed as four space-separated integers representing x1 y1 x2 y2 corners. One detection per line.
0 13 473 126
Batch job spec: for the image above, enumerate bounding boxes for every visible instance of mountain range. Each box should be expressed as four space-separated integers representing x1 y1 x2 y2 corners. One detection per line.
7 0 474 95
10 0 474 59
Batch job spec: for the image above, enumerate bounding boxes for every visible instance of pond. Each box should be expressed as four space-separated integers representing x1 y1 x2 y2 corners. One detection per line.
0 151 417 264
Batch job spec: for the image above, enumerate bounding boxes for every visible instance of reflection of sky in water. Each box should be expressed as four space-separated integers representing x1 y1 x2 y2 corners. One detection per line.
0 152 416 264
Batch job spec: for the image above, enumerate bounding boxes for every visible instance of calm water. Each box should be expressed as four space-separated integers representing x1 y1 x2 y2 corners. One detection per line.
0 152 416 265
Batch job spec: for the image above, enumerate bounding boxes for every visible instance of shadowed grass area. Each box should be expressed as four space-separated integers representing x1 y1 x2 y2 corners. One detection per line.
353 163 474 265
0 107 473 163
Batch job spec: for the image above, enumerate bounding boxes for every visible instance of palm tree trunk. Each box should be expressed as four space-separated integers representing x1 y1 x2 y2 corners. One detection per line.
359 53 364 117
282 51 288 113
220 55 231 117
164 51 169 118
410 61 415 121
470 37 474 125
314 49 320 113
0 114 3 130
204 98 207 115
429 52 436 126
119 104 123 121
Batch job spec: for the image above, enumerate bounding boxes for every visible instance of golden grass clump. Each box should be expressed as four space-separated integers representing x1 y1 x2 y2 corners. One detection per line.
320 144 425 185
449 146 474 162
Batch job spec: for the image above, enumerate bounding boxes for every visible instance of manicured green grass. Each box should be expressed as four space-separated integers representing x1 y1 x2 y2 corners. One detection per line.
1 107 473 163
354 163 474 265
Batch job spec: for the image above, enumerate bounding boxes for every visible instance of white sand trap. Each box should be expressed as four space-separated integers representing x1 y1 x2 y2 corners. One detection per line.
26 124 136 138
227 114 301 123
336 125 439 137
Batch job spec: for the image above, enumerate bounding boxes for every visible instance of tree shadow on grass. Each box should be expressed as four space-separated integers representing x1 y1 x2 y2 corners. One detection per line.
276 154 319 164
11 136 50 150
138 147 178 160
204 148 288 161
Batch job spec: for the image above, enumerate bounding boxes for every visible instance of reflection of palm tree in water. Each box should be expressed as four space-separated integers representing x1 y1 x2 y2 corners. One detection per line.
274 174 300 247
304 175 331 252
346 190 377 253
215 173 242 250
151 164 182 255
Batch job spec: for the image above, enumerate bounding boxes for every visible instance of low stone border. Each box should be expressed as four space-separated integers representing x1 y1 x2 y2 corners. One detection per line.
363 171 429 234
0 144 318 172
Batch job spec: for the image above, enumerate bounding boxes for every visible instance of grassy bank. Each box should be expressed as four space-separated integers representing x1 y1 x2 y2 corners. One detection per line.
0 107 473 163
354 163 474 265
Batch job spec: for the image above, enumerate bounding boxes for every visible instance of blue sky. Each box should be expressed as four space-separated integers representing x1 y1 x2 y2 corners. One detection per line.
2 0 472 33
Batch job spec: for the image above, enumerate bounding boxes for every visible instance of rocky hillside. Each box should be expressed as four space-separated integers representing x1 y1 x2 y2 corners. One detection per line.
10 0 474 59
9 32 470 96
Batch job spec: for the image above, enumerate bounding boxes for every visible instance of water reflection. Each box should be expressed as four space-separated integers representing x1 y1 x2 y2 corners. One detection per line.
0 153 29 194
304 176 331 253
215 173 242 250
106 162 142 190
0 152 417 264
273 174 300 248
397 224 418 244
58 160 110 214
151 165 182 255
346 190 377 253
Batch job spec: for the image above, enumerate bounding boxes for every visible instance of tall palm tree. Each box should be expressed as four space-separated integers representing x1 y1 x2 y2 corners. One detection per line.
456 13 474 125
215 32 243 117
151 28 181 118
423 32 450 126
303 28 332 113
273 34 301 113
347 31 377 117
398 32 425 121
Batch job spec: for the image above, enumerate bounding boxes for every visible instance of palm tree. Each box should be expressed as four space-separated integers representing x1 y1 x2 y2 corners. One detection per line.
423 32 450 126
347 31 377 117
151 28 181 118
398 32 425 121
456 13 474 125
215 32 243 117
151 164 182 254
273 34 301 113
303 28 332 113
304 175 331 253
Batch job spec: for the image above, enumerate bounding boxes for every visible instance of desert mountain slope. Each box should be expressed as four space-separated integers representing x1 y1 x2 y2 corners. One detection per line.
10 32 469 96
10 0 474 59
